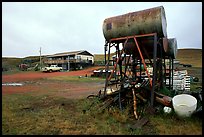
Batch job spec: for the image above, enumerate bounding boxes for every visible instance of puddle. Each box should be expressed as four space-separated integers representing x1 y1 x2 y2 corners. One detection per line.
2 83 24 86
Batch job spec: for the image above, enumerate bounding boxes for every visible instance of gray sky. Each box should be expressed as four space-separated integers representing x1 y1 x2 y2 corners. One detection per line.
2 2 202 58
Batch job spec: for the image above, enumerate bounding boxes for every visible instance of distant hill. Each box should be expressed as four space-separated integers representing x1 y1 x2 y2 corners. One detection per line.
176 49 202 67
94 48 202 67
2 57 23 71
2 48 202 71
94 53 115 61
2 56 43 71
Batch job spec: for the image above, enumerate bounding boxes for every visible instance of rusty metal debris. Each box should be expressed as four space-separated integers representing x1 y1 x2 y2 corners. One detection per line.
87 6 180 120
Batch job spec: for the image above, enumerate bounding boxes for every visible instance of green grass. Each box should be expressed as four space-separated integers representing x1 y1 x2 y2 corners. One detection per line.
2 91 202 135
2 69 38 75
148 110 202 135
159 86 175 97
190 82 202 91
2 93 142 135
2 61 202 135
46 76 105 83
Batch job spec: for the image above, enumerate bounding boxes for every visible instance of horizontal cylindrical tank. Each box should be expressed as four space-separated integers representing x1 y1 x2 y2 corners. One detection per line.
123 37 177 59
103 6 167 41
163 38 178 59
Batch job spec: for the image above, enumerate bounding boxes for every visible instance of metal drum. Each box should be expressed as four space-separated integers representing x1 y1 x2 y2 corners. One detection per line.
103 6 167 41
163 38 178 59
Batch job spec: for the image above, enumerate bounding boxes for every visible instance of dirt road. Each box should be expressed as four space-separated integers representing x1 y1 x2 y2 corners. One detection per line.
2 66 103 83
2 66 105 98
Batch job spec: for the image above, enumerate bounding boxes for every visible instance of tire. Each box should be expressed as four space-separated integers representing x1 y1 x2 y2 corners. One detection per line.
49 69 52 73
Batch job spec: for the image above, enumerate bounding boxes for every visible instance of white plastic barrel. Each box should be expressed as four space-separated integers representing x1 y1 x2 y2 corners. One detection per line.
172 94 197 117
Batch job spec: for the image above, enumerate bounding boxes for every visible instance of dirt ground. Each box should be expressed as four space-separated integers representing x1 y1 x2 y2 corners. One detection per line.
2 66 103 83
2 66 104 98
2 66 202 97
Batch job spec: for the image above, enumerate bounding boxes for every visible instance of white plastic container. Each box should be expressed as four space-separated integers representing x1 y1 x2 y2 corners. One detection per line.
172 94 197 117
163 106 172 114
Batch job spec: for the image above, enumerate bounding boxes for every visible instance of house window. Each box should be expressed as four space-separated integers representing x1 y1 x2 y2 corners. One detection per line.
76 56 81 60
69 56 74 59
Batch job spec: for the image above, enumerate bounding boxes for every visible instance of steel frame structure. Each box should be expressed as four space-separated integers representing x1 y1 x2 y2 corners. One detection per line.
102 32 174 114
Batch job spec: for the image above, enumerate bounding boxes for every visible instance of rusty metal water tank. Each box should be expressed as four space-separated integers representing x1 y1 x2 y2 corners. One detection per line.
103 6 167 41
166 38 178 59
161 38 177 59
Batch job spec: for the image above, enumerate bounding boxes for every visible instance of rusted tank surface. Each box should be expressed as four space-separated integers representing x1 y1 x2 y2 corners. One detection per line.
123 37 177 59
163 38 178 59
123 38 164 58
168 38 177 59
103 6 167 41
124 40 137 55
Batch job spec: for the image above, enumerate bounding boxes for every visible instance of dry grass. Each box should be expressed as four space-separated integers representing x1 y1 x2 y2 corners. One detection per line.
2 94 141 135
149 113 202 135
94 49 202 68
94 53 115 61
176 49 202 67
46 76 105 83
2 91 202 135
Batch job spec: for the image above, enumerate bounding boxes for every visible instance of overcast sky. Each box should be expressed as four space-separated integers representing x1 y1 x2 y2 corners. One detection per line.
2 2 202 58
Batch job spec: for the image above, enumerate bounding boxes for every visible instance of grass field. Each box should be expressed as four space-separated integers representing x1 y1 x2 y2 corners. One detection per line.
2 48 202 135
46 76 105 83
2 75 202 135
2 92 202 135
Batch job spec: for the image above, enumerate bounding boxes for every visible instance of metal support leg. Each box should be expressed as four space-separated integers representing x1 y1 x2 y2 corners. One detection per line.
171 58 174 90
117 43 122 111
169 58 171 90
104 42 111 97
164 58 166 86
151 34 157 107
140 59 142 81
134 37 152 87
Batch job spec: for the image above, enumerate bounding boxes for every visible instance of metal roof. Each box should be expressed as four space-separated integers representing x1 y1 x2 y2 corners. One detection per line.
46 50 93 58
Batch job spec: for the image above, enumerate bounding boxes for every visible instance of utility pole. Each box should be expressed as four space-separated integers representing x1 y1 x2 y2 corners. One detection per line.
68 55 70 71
40 47 42 70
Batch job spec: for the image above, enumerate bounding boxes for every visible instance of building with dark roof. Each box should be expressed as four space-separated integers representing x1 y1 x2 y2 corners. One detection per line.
43 50 94 71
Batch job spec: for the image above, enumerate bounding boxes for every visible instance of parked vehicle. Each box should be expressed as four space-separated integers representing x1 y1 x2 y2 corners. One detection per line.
41 65 62 72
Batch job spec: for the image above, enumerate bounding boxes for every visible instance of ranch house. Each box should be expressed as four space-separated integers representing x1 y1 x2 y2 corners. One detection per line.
43 50 94 71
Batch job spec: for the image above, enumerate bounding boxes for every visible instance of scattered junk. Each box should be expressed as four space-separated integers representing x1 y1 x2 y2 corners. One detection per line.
86 6 202 123
27 63 40 71
191 76 199 82
19 64 29 71
2 82 23 86
91 69 114 78
182 64 192 67
163 106 172 114
19 63 40 71
166 70 191 92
